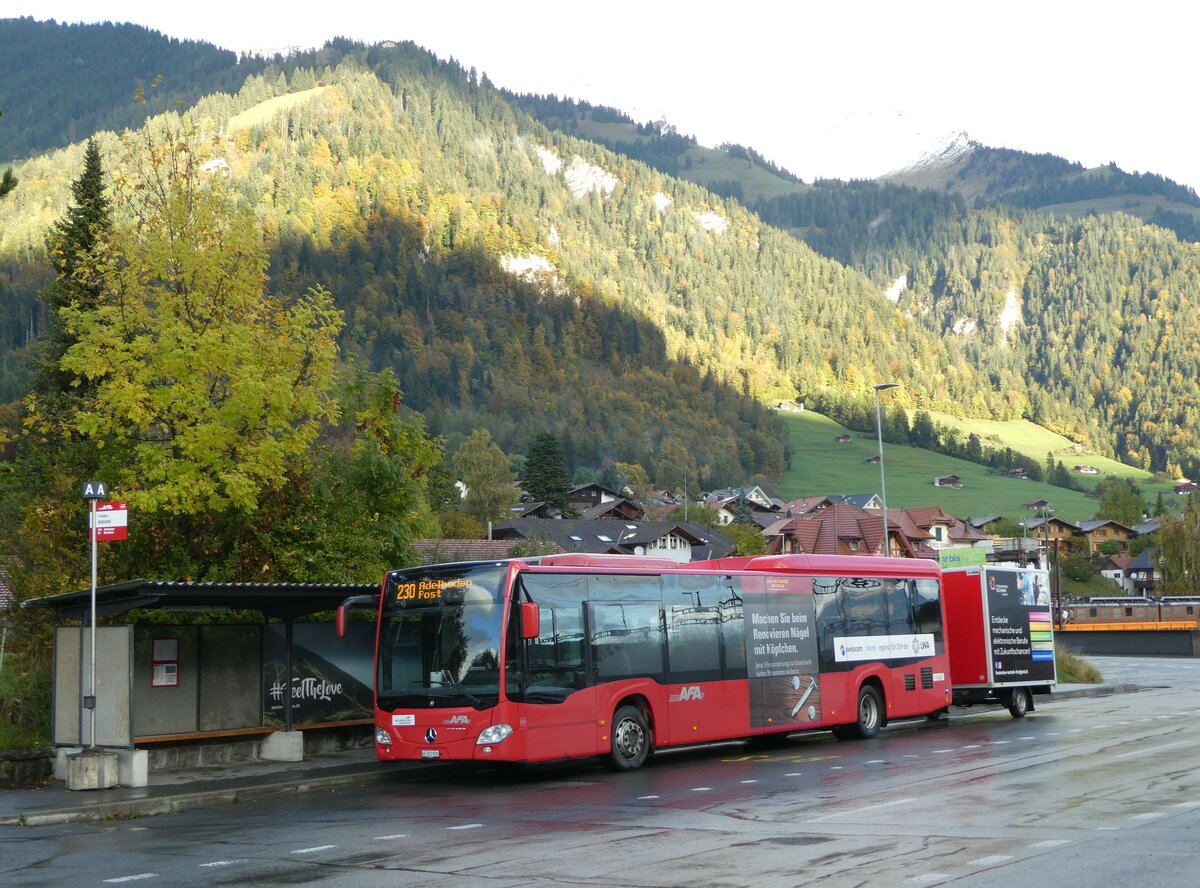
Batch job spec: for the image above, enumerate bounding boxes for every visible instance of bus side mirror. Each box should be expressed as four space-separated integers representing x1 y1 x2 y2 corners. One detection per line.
520 601 540 640
336 594 380 638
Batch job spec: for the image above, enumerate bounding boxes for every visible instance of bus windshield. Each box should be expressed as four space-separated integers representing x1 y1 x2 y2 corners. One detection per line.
377 563 507 710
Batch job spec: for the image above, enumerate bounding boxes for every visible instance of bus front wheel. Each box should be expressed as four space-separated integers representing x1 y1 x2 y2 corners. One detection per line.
604 705 651 771
833 685 883 740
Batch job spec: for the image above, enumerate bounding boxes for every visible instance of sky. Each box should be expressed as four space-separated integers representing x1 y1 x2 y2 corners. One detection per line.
11 1 1200 191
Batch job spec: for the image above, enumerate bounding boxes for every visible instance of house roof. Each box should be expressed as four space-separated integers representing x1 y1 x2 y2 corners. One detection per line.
570 482 621 498
1103 556 1134 571
410 539 558 564
1133 518 1160 536
1076 518 1135 534
492 518 734 559
1127 548 1159 571
828 494 880 509
581 497 644 520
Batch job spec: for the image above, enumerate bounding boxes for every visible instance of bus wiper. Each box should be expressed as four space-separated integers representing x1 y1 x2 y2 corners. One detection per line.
439 669 484 708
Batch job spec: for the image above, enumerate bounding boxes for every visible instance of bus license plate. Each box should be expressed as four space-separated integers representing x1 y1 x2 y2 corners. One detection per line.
421 749 440 759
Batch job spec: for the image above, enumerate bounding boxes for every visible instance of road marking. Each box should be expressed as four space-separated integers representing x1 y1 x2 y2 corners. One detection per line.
104 877 157 883
1030 839 1071 848
991 740 1011 745
199 860 246 868
291 845 337 854
969 855 1013 866
905 874 948 885
637 795 660 800
740 779 758 784
691 787 712 792
1045 732 1060 736
961 744 981 749
867 759 886 764
1115 740 1191 760
903 754 920 758
372 834 408 840
1018 736 1035 741
807 797 915 823
933 749 953 754
1097 827 1121 831
447 824 483 830
785 772 803 777
1130 812 1162 821
830 766 843 770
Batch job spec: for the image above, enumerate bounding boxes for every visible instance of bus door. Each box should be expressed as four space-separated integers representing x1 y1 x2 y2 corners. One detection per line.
662 573 743 745
510 573 597 761
587 574 669 747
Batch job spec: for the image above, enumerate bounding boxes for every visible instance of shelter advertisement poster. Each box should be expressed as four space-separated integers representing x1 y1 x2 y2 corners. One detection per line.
742 575 822 729
984 568 1055 684
263 623 374 725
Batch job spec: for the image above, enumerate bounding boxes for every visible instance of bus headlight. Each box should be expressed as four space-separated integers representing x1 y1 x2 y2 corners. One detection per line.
476 723 513 745
375 727 393 746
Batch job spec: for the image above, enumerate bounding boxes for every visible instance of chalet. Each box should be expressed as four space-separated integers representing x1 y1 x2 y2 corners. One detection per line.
1100 556 1136 595
705 486 775 510
1126 548 1162 595
512 501 562 519
763 503 923 559
491 518 734 564
1006 468 1029 480
1023 516 1081 554
933 475 963 488
569 482 622 511
1133 517 1160 537
835 434 851 444
1073 465 1100 475
1175 480 1198 495
865 455 881 465
1075 518 1136 556
581 497 644 521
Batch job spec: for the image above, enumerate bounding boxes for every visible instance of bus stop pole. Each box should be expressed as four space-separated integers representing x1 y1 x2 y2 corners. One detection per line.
88 499 97 748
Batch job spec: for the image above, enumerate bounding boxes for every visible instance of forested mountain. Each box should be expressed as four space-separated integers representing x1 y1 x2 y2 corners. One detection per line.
0 17 268 164
4 23 1200 490
515 95 1200 479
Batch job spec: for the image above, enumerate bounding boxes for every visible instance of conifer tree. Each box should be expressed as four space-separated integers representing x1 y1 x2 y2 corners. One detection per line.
524 433 576 516
40 138 110 394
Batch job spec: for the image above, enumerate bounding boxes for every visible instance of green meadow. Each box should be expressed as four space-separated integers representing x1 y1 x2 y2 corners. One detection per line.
777 410 1176 524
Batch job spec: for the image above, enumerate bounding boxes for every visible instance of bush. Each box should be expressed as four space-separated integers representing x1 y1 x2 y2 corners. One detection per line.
1056 648 1102 684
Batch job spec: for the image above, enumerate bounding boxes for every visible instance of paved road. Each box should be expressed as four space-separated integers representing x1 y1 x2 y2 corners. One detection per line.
4 661 1199 886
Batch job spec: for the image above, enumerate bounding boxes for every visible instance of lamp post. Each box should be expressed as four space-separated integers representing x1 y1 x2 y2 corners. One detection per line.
873 383 898 556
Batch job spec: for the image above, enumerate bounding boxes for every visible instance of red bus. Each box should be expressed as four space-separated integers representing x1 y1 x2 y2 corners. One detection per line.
340 552 950 771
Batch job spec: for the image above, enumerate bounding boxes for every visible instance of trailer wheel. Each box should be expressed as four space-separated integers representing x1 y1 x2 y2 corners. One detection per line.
603 705 651 771
1007 687 1031 719
833 685 883 740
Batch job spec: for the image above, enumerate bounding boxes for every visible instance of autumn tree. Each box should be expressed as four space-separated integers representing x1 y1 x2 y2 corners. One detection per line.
44 123 343 516
452 429 518 527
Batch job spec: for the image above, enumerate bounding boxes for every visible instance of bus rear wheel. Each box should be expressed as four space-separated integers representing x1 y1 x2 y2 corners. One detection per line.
1007 687 1031 718
604 705 651 771
833 685 883 740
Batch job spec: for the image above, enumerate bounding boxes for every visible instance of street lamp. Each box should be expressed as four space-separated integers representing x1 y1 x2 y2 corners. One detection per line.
874 382 898 556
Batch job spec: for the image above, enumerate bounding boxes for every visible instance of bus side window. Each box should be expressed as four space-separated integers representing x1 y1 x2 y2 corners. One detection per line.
663 574 724 682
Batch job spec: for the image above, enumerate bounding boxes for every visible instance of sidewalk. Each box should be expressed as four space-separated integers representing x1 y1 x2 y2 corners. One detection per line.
0 682 1138 827
0 746 391 827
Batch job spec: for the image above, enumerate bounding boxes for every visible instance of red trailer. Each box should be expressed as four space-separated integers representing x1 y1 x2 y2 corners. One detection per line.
942 566 1057 717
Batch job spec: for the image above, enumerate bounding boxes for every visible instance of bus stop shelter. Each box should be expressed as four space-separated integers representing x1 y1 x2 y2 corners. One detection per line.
25 580 379 758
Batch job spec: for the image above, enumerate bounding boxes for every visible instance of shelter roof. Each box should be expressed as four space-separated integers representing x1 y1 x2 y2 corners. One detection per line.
24 579 378 622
